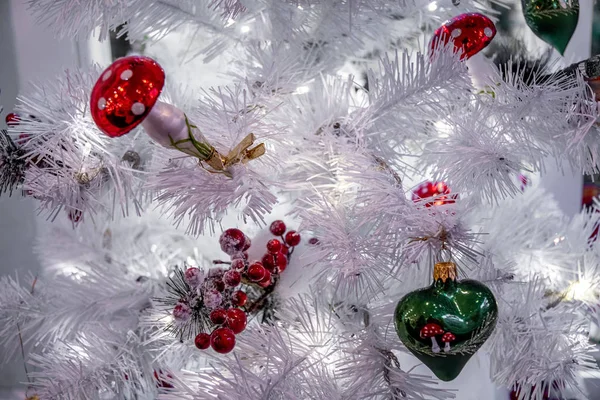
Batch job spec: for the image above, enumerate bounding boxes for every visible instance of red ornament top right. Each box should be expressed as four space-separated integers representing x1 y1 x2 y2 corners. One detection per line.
430 13 497 60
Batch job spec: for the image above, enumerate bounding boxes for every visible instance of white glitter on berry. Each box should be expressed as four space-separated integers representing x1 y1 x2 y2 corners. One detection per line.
97 97 106 110
484 27 493 37
131 102 145 115
451 28 462 38
102 70 112 81
184 267 205 288
204 289 222 309
172 302 192 322
120 69 133 80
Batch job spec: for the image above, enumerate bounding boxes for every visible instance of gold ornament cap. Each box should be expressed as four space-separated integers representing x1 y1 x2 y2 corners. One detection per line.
433 261 457 282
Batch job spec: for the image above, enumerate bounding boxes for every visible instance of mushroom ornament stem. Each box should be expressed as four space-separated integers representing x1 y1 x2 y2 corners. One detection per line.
431 337 441 353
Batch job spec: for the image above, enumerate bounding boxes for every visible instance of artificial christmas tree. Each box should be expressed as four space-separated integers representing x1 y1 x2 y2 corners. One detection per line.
1 1 600 399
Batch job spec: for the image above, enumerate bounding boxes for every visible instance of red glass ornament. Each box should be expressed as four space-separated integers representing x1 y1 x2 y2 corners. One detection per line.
209 308 227 325
270 220 286 236
90 56 165 138
223 270 241 287
247 262 266 281
231 258 245 271
262 253 276 272
431 13 496 60
275 252 287 272
231 290 247 306
267 239 282 254
285 231 301 246
226 308 247 334
194 332 211 350
412 181 455 207
219 228 247 255
210 327 236 354
5 113 20 127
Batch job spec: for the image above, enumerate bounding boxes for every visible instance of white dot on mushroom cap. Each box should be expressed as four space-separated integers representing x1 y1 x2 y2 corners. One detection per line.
484 27 493 37
131 102 145 115
451 28 462 38
102 70 112 81
120 69 133 81
97 97 106 110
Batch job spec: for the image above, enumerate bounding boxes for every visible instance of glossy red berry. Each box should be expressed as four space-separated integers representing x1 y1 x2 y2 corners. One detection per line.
231 258 245 271
285 231 301 246
194 332 211 350
431 13 496 60
231 290 247 307
258 269 272 287
275 252 287 272
5 113 20 127
219 228 247 255
209 308 227 325
223 270 241 287
90 56 165 138
247 262 266 281
210 327 236 354
226 308 247 334
270 220 286 236
262 254 276 272
267 239 282 254
280 245 289 255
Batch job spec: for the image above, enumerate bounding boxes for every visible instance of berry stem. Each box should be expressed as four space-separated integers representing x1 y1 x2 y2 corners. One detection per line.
212 260 232 265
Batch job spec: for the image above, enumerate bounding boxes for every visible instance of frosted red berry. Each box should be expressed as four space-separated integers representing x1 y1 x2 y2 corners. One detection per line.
210 327 236 354
231 290 247 306
219 228 247 255
209 308 227 325
243 235 251 251
270 220 286 236
247 262 266 281
173 302 192 322
267 239 282 254
275 252 287 272
90 56 165 138
5 113 20 127
223 270 241 287
231 258 245 271
194 332 211 350
184 267 203 288
285 231 301 246
226 308 247 334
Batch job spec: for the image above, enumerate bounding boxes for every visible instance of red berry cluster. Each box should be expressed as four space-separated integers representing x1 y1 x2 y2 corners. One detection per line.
412 181 456 207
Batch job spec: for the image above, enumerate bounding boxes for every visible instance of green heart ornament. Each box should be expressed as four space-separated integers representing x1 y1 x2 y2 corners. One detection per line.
522 0 579 55
394 262 498 381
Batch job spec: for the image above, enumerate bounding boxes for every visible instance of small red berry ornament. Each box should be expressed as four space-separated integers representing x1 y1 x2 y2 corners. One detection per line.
184 267 203 288
5 113 20 127
223 270 241 287
173 303 192 322
258 270 272 287
266 239 282 254
262 254 276 272
231 290 247 306
247 262 267 281
209 308 227 325
243 236 251 251
431 13 496 60
90 56 165 138
219 228 247 255
226 308 247 334
285 231 301 246
194 333 211 350
270 220 286 236
275 252 287 272
231 258 245 271
210 327 236 354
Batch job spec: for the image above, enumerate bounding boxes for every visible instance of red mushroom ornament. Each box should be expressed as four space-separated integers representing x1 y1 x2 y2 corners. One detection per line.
431 13 496 60
420 323 444 353
441 332 456 353
90 56 165 138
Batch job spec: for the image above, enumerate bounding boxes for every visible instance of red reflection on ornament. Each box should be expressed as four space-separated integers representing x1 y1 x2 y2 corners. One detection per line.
90 56 165 138
431 13 496 60
412 181 456 207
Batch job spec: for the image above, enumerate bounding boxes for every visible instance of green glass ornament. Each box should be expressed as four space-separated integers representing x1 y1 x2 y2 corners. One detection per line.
522 0 579 55
394 262 498 381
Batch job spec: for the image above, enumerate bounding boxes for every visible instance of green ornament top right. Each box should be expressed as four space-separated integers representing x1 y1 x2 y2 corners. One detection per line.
522 0 579 55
